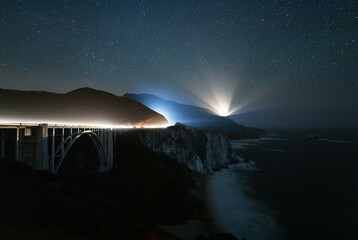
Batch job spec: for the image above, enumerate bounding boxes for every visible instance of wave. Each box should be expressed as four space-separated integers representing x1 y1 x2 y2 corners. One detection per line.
207 164 285 240
231 137 286 149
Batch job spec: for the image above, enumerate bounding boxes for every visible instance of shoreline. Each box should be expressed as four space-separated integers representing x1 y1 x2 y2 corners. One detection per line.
206 163 284 240
0 131 261 240
158 175 222 239
158 138 262 239
204 139 285 240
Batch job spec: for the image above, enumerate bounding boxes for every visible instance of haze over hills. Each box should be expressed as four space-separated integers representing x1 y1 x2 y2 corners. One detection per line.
0 88 168 126
124 93 264 138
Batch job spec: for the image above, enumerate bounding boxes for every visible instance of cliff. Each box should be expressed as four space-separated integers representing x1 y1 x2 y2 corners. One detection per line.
139 123 238 175
0 88 168 127
0 129 239 240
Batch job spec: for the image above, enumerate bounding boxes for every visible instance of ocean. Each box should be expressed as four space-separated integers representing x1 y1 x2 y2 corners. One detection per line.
208 129 358 240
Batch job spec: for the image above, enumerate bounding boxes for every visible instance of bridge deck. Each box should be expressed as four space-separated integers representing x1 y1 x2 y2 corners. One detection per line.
0 123 117 129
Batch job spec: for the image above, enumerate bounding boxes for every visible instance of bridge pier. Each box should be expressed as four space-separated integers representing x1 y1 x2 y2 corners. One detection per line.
15 127 19 161
14 124 49 170
98 129 114 172
51 127 55 172
36 124 49 170
61 128 65 157
1 130 5 159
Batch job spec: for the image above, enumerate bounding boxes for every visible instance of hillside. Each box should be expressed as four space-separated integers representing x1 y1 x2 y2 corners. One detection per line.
0 88 168 126
124 93 264 139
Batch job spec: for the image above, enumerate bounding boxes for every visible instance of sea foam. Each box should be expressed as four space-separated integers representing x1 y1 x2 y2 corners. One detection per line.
207 164 285 240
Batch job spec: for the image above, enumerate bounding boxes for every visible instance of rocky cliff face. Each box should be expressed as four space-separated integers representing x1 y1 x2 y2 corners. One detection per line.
139 123 237 175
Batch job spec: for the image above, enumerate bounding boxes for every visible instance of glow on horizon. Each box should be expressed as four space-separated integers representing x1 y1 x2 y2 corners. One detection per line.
187 76 242 117
216 105 233 117
212 98 241 117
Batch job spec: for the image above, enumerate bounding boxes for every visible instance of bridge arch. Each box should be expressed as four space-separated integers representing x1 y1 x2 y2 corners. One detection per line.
0 124 114 174
54 131 106 174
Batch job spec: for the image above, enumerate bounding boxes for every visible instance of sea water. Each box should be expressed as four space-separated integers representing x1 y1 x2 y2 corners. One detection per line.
208 129 358 240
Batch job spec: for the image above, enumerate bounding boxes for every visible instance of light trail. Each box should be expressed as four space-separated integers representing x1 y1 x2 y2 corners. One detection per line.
0 119 171 129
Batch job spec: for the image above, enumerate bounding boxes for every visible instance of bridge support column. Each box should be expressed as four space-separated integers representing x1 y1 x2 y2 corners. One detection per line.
1 130 5 159
98 129 113 173
14 124 49 170
61 128 65 157
15 127 20 161
51 127 55 172
33 124 49 170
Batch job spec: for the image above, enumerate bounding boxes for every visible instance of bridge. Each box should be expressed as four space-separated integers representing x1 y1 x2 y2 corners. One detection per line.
0 123 122 174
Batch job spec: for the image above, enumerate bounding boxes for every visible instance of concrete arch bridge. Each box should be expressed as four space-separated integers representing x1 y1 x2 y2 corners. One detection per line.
0 123 118 174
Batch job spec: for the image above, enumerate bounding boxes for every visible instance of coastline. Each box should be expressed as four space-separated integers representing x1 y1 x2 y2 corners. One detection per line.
0 130 240 240
159 138 268 240
206 163 284 240
158 140 263 240
204 139 285 240
159 176 219 239
0 125 268 240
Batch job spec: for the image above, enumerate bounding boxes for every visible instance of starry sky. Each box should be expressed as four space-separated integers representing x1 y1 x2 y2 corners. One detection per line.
0 0 357 127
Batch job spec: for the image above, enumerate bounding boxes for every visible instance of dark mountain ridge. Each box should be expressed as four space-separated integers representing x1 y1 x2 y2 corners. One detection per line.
0 87 168 126
124 93 265 139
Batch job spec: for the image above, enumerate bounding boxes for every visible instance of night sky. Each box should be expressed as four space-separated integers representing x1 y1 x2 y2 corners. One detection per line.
1 0 357 127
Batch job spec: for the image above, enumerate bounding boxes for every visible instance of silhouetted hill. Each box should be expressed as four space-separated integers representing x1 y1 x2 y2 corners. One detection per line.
0 88 168 126
124 93 264 139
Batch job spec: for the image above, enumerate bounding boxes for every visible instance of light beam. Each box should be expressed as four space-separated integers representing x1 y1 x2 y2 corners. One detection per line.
187 76 241 117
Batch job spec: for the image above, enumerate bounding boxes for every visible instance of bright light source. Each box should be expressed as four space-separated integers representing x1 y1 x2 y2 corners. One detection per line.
215 106 239 117
187 76 241 117
217 106 230 117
